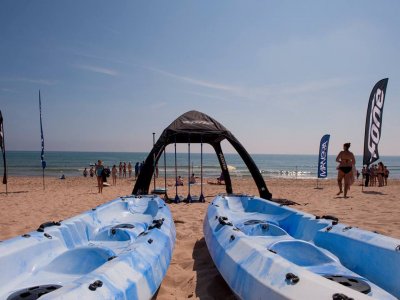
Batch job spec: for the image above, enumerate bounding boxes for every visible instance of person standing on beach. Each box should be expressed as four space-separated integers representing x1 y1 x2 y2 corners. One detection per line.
95 160 104 193
336 143 356 198
384 166 389 186
123 162 127 178
377 162 385 187
128 162 132 178
362 165 370 187
112 164 117 186
119 162 123 178
135 162 140 179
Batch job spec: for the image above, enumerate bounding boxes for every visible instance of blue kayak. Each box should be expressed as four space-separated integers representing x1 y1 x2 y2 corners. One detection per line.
204 194 400 300
0 195 176 300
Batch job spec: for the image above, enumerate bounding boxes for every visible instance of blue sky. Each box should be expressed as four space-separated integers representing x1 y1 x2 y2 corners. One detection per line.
1 0 399 156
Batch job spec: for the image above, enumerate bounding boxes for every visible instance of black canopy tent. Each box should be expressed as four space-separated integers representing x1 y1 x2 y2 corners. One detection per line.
132 110 272 200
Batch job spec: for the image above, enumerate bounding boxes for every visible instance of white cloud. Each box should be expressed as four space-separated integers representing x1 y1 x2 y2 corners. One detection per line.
145 66 239 93
145 66 352 105
74 64 119 76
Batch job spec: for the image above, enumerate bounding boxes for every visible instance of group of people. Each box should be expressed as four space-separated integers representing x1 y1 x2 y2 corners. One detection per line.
336 143 390 198
116 161 145 179
81 147 391 196
176 172 226 186
82 160 148 193
362 163 389 187
175 173 197 186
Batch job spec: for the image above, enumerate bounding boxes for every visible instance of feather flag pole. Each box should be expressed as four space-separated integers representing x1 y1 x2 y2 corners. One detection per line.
39 90 46 190
0 110 8 194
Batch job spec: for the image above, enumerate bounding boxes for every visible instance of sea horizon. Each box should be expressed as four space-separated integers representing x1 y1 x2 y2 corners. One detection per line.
2 150 400 180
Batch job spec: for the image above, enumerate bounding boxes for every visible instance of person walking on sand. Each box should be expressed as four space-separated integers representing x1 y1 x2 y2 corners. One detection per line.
119 162 123 178
95 160 104 193
112 164 117 186
336 143 356 198
128 162 132 178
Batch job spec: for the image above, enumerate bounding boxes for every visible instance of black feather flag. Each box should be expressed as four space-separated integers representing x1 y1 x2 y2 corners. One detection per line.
0 110 7 185
363 78 389 166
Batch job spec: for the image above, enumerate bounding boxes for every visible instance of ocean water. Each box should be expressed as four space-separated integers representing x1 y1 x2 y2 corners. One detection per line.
1 151 400 179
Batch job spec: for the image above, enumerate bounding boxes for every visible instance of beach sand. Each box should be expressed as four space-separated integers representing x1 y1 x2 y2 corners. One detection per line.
1 176 400 299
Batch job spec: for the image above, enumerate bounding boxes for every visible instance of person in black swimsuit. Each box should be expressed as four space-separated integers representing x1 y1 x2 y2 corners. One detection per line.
338 166 352 174
336 143 356 198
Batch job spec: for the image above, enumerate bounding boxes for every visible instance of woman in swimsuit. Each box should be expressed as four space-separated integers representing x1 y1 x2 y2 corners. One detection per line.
336 143 356 198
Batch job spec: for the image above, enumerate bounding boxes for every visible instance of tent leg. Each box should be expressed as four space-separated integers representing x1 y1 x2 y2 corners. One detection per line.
199 137 205 202
163 145 169 202
186 137 192 203
174 139 180 203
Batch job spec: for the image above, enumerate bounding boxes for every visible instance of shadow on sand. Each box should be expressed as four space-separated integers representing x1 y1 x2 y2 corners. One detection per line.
192 238 236 300
0 191 29 195
362 190 387 196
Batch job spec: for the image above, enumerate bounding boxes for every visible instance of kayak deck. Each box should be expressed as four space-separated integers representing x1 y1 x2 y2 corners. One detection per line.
204 194 400 299
0 195 176 300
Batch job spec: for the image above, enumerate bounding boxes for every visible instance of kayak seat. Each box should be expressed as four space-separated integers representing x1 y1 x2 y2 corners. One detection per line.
226 196 248 212
128 199 159 217
269 240 336 267
44 247 115 274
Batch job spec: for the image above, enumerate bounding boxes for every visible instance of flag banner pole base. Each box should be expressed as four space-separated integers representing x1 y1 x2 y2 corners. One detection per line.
314 178 323 189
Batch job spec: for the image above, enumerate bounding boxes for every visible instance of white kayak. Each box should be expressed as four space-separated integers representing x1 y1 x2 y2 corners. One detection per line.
204 194 400 300
0 195 176 300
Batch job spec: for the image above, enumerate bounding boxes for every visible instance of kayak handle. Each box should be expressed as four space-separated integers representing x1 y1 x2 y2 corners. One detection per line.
37 221 61 232
149 218 165 230
218 216 233 226
316 215 339 225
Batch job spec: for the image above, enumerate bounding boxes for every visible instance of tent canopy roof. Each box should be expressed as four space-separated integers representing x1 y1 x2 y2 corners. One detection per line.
161 110 231 144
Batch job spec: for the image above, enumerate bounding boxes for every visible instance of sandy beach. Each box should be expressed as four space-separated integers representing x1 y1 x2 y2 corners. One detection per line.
1 176 400 299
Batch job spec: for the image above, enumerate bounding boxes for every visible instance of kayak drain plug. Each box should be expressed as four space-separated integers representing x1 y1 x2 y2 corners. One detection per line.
89 280 103 291
332 293 354 300
285 273 300 284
